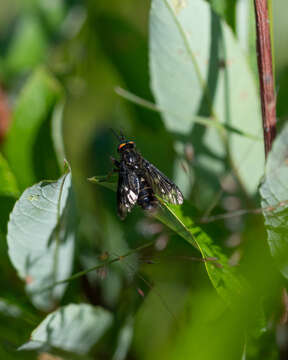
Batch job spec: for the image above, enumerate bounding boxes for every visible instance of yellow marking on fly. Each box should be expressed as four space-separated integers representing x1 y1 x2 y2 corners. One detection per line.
118 143 126 150
128 141 134 144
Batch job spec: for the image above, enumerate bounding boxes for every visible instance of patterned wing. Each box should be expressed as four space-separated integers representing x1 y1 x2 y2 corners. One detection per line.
117 164 140 220
142 159 183 205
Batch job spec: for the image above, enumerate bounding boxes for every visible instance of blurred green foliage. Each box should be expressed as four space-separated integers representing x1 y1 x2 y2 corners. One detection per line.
0 0 288 359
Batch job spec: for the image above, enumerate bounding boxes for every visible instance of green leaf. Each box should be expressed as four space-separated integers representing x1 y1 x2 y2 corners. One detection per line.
7 172 75 310
235 0 257 68
0 298 22 318
149 0 264 193
90 175 243 303
19 304 113 355
37 0 66 31
113 317 134 360
156 201 243 303
51 101 66 170
208 0 236 30
0 299 38 359
88 175 118 192
4 68 62 190
116 87 261 141
4 14 48 76
0 153 19 234
0 296 39 325
0 153 19 198
260 124 288 279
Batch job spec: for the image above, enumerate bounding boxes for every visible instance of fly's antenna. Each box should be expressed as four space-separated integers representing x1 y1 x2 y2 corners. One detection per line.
110 128 122 141
119 129 125 141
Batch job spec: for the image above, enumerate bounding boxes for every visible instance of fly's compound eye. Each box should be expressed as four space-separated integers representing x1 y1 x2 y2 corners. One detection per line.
118 141 135 152
118 142 127 152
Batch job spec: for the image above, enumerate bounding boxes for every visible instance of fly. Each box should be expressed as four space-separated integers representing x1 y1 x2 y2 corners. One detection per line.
110 130 183 220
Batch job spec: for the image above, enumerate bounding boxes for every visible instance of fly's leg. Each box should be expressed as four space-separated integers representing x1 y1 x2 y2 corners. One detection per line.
110 156 120 168
99 157 119 182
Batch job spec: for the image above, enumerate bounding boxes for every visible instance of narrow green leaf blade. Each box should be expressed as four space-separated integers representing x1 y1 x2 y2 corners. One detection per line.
90 175 243 303
19 304 113 355
5 15 48 75
0 153 19 235
0 153 19 198
260 124 288 279
113 317 134 360
51 101 66 170
149 0 264 193
88 175 118 192
4 68 62 190
7 173 75 310
156 201 243 302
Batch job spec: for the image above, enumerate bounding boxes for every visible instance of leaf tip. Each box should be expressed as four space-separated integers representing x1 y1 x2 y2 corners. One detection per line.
87 176 97 183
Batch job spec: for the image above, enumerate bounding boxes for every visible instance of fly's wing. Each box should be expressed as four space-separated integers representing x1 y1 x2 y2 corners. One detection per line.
117 165 140 220
142 159 183 205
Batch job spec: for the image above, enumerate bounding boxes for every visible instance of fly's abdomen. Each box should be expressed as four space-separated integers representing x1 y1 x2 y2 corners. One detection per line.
137 177 158 211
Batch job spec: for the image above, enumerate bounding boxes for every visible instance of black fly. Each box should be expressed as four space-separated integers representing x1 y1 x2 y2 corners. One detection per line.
110 130 183 220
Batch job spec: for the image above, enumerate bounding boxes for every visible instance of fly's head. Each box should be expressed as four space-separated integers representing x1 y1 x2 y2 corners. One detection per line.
117 140 136 153
110 129 137 164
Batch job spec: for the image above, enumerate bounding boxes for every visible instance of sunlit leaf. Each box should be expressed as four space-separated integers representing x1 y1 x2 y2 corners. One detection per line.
156 200 244 303
260 124 288 279
7 172 75 310
89 175 244 303
19 304 113 355
4 68 62 190
149 0 264 193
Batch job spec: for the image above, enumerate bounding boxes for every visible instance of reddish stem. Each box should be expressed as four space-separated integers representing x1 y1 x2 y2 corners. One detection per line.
0 85 11 144
254 0 276 157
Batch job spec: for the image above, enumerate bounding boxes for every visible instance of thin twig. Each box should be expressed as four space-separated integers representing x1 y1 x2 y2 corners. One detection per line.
38 240 155 294
116 252 179 327
115 87 261 141
200 199 288 224
254 0 276 156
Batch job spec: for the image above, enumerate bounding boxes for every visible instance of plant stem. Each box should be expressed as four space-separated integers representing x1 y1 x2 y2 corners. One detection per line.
0 85 11 144
39 240 155 293
253 0 276 157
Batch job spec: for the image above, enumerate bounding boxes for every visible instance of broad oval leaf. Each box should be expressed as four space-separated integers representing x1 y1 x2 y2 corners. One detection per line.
149 0 264 193
260 124 288 279
4 68 62 190
7 172 75 310
19 303 113 355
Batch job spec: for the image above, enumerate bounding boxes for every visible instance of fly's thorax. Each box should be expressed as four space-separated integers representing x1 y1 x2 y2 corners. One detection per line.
121 148 140 167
